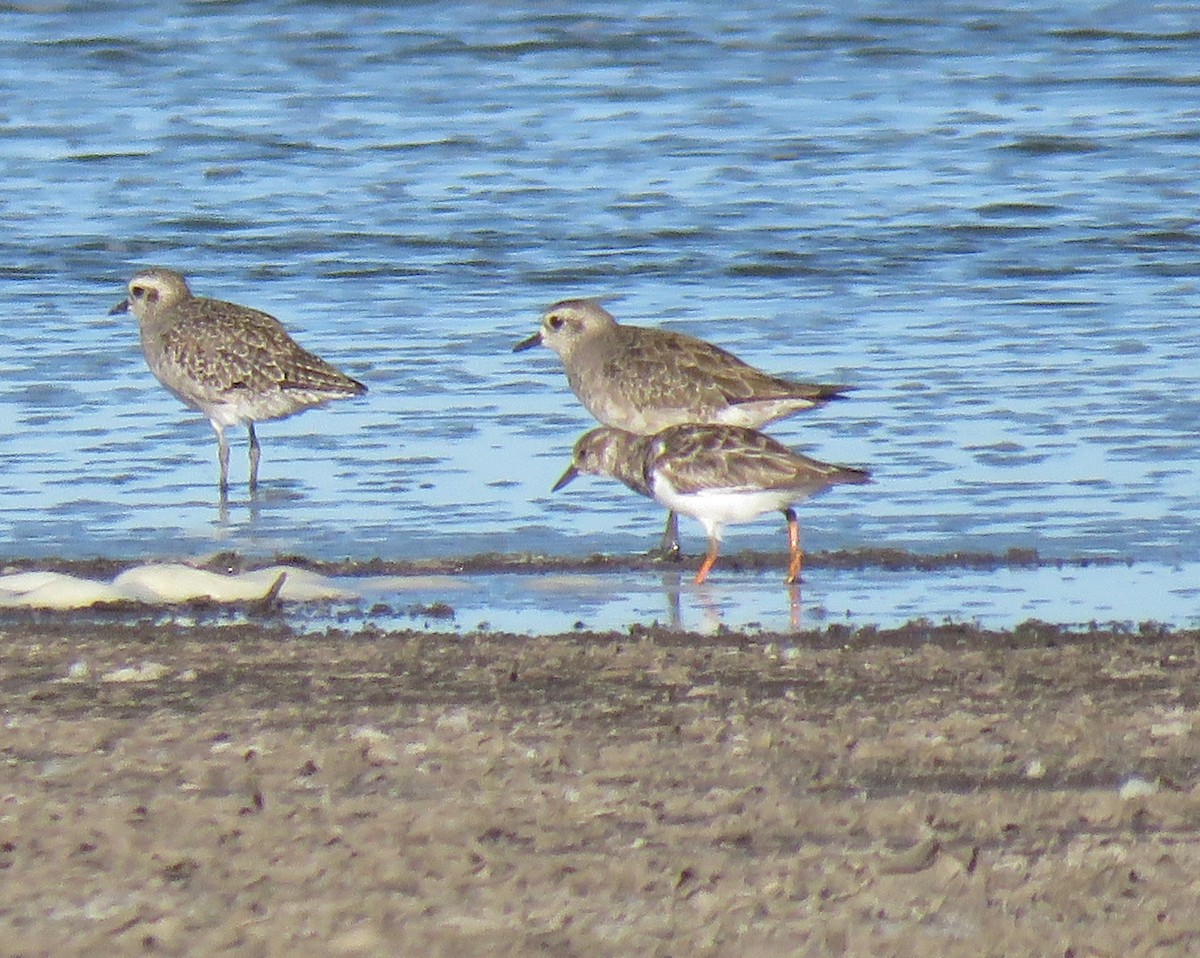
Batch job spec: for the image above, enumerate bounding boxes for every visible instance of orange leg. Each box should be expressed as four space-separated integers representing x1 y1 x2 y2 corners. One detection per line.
695 538 720 584
784 508 802 584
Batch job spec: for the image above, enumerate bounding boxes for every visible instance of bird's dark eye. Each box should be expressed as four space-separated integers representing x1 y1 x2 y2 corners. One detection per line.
547 314 564 329
131 285 145 299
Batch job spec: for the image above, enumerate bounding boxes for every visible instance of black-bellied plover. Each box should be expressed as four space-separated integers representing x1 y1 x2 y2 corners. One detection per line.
515 298 854 555
513 299 851 432
111 268 367 496
553 423 870 584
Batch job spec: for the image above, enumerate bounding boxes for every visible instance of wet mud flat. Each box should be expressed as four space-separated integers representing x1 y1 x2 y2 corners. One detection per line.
1 615 1199 956
0 544 1055 580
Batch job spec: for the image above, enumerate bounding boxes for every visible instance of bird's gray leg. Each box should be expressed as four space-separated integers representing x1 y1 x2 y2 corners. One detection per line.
212 422 230 498
248 423 261 493
658 509 682 560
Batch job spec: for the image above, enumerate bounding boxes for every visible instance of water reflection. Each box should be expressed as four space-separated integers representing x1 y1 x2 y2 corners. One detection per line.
333 561 1200 635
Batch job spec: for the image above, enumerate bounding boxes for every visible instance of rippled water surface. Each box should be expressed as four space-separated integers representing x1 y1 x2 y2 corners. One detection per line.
2 3 1200 621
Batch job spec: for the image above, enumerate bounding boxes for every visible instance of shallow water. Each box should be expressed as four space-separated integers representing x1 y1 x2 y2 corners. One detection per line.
343 560 1200 635
5 558 1195 634
1 3 1199 623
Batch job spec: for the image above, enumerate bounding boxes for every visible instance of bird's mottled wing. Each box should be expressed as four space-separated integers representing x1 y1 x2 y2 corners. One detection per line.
162 300 364 397
613 328 845 407
652 424 865 495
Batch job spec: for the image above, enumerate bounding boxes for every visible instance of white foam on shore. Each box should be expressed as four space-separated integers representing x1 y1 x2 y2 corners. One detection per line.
0 564 354 610
0 571 127 610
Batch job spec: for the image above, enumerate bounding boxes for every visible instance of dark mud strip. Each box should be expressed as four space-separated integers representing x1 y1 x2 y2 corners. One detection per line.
0 545 1121 580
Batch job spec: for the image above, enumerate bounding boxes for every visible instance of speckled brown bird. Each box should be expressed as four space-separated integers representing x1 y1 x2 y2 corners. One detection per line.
553 424 870 585
513 299 851 433
516 298 854 555
111 268 366 495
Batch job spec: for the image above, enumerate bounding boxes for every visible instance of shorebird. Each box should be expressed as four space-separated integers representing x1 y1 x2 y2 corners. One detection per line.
111 267 367 496
515 298 854 555
553 423 870 584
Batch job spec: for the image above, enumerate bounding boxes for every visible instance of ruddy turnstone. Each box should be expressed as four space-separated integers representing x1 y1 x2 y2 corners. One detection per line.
517 299 853 555
554 423 869 584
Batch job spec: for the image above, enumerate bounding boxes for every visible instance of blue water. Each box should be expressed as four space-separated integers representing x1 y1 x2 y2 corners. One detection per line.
2 2 1199 607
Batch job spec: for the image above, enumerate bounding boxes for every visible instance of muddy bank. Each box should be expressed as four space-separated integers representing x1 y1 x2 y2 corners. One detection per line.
0 545 1123 581
1 617 1198 956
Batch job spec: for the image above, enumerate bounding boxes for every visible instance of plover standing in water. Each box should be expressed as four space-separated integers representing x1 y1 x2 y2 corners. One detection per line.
515 299 854 554
111 268 367 496
513 298 852 431
553 424 870 585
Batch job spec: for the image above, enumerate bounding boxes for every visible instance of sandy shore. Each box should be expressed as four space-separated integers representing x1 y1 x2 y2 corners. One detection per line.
0 613 1198 956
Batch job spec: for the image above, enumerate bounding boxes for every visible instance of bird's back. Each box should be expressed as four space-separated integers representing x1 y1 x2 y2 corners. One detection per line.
144 296 365 423
569 325 850 434
648 424 868 497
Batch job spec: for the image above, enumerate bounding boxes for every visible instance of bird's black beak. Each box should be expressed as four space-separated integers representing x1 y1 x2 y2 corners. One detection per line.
109 299 131 315
512 330 542 353
551 464 578 492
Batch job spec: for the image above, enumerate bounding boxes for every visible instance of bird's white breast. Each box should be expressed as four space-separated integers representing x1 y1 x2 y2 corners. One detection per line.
651 475 794 540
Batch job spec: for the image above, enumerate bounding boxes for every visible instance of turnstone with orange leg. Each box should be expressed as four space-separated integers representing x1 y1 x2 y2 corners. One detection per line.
516 299 854 554
554 424 870 584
